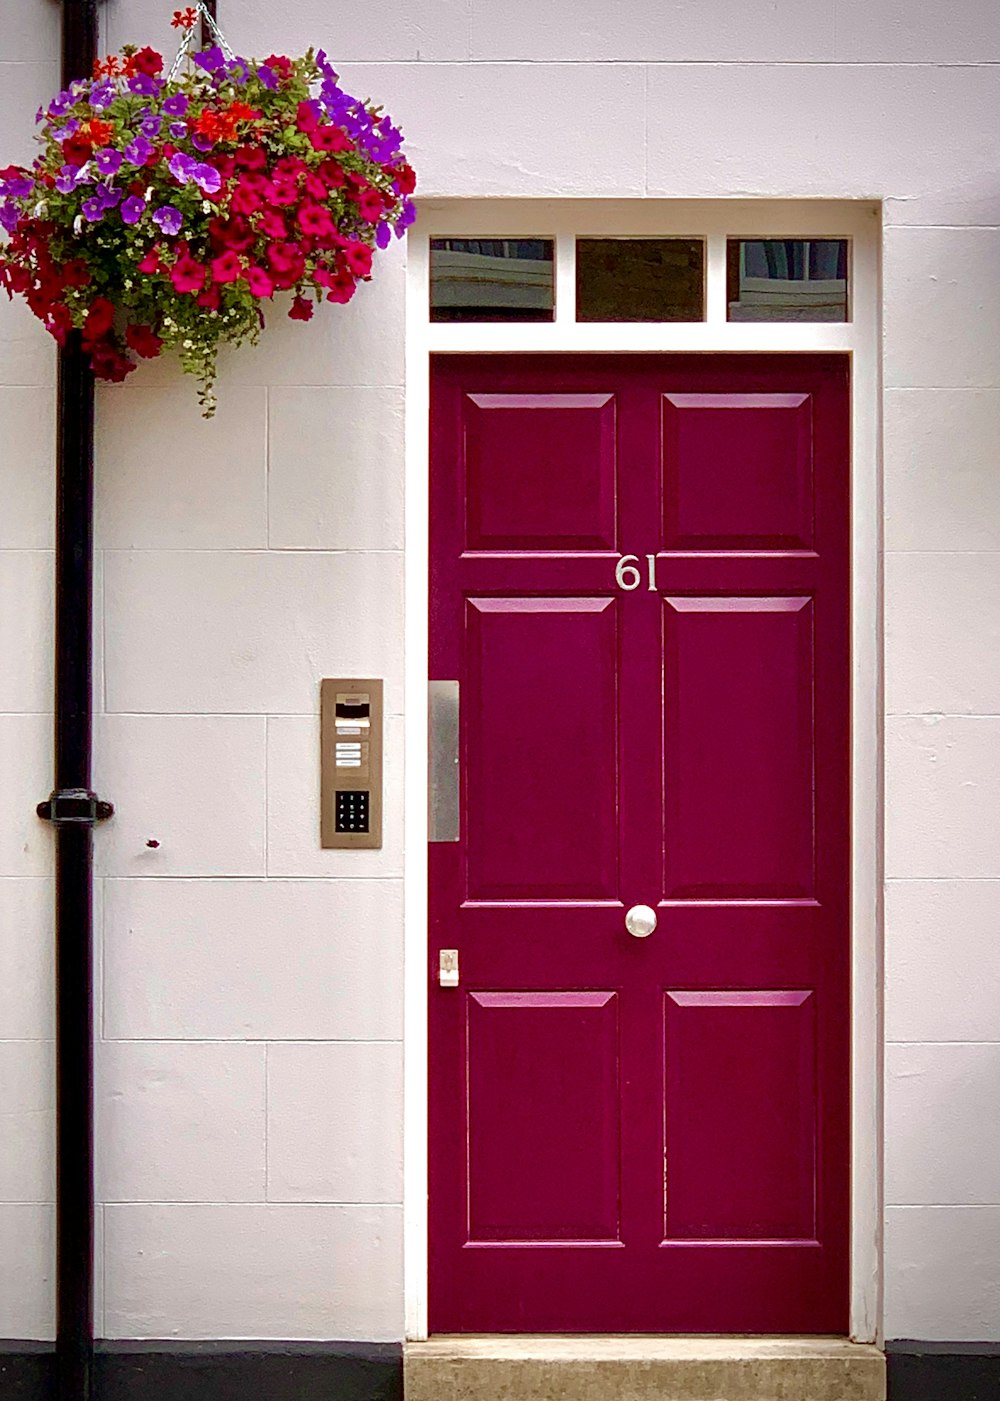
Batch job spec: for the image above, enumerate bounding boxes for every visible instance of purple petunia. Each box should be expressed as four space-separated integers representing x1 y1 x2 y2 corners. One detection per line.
375 221 392 250
124 134 154 166
193 45 225 73
191 132 214 153
0 201 21 233
89 82 115 110
151 204 183 236
141 114 163 138
94 181 122 209
0 173 34 200
168 122 188 140
81 197 105 222
162 93 189 117
168 151 221 194
167 151 196 183
256 64 277 91
54 162 91 193
128 74 162 98
94 148 123 176
46 90 75 120
315 50 338 82
120 195 146 225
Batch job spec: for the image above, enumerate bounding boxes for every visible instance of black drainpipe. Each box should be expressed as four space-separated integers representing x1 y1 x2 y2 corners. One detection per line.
36 4 111 1399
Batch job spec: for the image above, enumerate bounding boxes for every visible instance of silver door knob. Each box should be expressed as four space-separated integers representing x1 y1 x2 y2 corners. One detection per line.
625 904 657 938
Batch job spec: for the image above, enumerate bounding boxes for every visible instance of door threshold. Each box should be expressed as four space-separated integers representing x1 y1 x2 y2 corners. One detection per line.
404 1335 885 1400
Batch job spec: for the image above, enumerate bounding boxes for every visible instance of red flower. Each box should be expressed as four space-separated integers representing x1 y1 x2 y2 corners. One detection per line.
137 247 162 274
295 101 319 133
235 145 267 171
230 181 262 216
211 251 243 283
87 119 114 144
83 297 115 341
244 266 274 298
309 125 352 154
356 188 385 224
343 240 373 278
393 161 416 195
172 7 198 29
266 241 306 288
318 159 346 189
128 46 164 77
125 324 164 358
210 215 254 252
266 177 299 207
170 256 206 294
257 210 287 239
196 284 221 310
60 259 91 288
228 102 258 125
264 54 293 80
326 276 357 304
288 295 314 321
303 172 328 201
89 344 136 382
44 304 74 344
62 135 93 167
297 203 335 239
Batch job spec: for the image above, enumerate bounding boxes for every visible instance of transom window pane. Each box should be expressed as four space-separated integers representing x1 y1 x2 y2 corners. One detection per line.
430 238 554 322
727 239 849 322
576 238 704 322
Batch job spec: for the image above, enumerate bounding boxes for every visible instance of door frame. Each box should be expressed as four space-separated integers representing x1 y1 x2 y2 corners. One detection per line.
403 199 883 1344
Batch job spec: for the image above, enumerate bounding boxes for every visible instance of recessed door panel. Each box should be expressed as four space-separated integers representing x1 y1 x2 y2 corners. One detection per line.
431 355 850 1334
464 596 619 902
465 392 617 550
663 990 817 1241
663 596 815 901
466 991 621 1243
662 392 814 551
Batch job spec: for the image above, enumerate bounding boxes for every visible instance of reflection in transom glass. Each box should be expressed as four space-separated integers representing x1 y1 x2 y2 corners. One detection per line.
576 238 704 322
727 239 849 322
430 238 555 322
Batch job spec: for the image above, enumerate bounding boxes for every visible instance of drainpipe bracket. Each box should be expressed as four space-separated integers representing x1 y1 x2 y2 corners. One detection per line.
37 788 114 825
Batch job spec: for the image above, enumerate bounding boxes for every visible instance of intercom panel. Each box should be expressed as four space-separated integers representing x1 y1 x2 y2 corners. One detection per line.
320 678 383 850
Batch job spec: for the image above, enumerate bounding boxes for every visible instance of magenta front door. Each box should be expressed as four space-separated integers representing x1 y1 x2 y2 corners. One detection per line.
428 354 851 1334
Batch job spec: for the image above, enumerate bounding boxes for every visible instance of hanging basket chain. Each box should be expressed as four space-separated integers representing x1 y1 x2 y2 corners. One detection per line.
166 0 235 82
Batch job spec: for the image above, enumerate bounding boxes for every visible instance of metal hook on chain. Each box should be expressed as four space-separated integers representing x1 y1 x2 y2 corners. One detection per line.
166 0 236 82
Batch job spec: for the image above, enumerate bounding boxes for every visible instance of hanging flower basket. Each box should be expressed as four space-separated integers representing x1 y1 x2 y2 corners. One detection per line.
0 6 415 414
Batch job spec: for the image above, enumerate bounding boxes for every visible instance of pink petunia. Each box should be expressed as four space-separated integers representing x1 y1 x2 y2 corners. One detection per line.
297 203 335 238
170 256 206 294
343 240 373 278
309 125 352 154
244 266 274 297
211 251 243 283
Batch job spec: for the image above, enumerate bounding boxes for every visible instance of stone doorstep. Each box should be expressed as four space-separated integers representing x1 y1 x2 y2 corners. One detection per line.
403 1336 886 1401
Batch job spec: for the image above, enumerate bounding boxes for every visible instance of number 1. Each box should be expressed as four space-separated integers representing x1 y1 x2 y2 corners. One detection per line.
646 554 657 591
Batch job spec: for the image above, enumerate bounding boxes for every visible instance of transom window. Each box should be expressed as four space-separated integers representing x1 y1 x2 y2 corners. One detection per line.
427 233 851 324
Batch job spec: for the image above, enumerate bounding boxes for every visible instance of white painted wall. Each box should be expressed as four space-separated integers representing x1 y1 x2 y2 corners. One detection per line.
2 0 1000 1347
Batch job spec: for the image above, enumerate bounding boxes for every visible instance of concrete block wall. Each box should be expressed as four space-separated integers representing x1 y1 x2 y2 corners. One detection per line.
2 0 1000 1346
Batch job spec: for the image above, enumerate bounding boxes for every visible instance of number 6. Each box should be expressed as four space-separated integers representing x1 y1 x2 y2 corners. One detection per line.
615 554 641 591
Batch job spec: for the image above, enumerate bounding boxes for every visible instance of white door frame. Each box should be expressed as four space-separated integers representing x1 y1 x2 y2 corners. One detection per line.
403 198 883 1344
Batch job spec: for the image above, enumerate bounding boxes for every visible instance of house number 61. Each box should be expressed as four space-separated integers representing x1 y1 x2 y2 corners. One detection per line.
615 553 658 591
